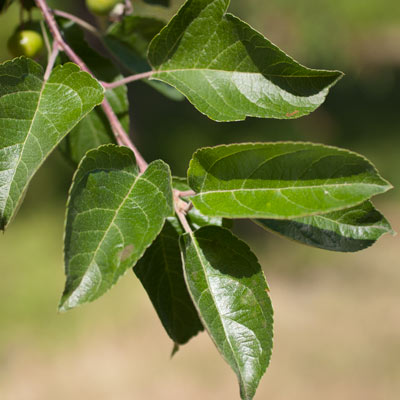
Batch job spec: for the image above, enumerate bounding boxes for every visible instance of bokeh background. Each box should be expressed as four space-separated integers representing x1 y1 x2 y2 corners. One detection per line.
0 1 399 399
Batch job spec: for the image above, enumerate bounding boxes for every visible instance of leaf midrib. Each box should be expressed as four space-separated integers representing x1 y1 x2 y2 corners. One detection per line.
66 169 142 301
196 182 387 195
153 68 339 80
194 146 379 195
188 232 249 399
297 213 390 236
2 75 46 220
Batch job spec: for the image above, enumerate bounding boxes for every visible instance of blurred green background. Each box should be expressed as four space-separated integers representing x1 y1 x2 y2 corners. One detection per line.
0 1 399 399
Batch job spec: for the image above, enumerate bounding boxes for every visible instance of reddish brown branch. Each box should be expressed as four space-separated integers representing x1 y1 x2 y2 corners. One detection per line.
34 0 148 173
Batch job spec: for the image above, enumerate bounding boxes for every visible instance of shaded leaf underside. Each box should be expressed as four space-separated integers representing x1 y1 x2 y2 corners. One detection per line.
134 219 204 345
255 201 393 252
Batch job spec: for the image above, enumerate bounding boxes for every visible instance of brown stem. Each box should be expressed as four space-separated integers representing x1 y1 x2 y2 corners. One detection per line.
34 0 148 173
53 9 100 37
176 208 192 233
125 0 134 15
44 42 59 81
102 71 155 89
173 190 193 233
40 20 52 55
35 0 91 72
101 101 148 172
178 190 195 198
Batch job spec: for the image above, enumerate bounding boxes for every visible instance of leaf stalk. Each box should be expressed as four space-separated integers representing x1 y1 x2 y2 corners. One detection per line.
53 9 101 37
173 190 193 233
102 71 155 89
44 41 59 81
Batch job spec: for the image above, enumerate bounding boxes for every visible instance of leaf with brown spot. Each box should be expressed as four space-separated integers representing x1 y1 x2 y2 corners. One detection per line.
61 145 173 311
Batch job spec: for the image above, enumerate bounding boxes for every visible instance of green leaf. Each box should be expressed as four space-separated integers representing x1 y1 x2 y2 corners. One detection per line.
134 218 204 346
180 226 273 400
61 145 173 311
0 58 104 230
105 15 184 101
255 201 394 252
188 142 392 219
135 176 221 346
148 0 343 122
143 0 170 6
58 19 129 164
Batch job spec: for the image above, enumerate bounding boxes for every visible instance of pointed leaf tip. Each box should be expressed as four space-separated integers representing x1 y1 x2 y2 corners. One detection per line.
188 142 392 219
180 226 273 399
148 0 343 121
254 201 393 252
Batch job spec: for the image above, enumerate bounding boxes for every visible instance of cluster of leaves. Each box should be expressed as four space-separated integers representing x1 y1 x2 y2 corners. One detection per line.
0 1 393 399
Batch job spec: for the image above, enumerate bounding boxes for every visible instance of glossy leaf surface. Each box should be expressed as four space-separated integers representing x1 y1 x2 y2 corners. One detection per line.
180 226 273 400
148 0 343 121
61 145 173 311
105 15 183 101
255 201 393 252
134 218 203 346
134 176 230 345
188 143 392 219
0 58 104 229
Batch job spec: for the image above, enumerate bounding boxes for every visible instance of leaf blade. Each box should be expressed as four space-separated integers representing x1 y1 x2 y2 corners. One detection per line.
180 226 273 400
188 142 392 219
61 144 173 311
0 58 104 229
134 218 204 346
254 201 394 252
148 0 343 121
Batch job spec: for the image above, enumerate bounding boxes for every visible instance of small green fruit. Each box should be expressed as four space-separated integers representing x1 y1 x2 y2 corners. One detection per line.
7 30 44 58
85 0 122 16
